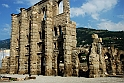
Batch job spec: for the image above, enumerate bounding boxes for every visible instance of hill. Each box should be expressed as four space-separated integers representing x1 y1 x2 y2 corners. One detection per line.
0 39 10 49
0 28 124 50
76 27 124 50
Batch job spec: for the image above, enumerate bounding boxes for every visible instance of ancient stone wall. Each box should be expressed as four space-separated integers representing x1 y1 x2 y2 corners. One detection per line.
8 0 76 76
1 56 10 74
1 0 124 78
89 34 100 77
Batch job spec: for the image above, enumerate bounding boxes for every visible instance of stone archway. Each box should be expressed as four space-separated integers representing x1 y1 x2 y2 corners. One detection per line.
104 52 112 74
72 47 89 77
78 53 88 77
120 54 124 73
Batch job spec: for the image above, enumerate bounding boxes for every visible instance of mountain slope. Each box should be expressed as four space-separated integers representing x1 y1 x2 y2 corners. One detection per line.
76 27 124 50
0 39 10 49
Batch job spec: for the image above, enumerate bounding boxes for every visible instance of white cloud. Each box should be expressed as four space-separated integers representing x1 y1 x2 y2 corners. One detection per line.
24 0 41 6
73 0 77 2
2 4 9 8
3 24 11 34
14 0 40 6
76 23 84 27
91 13 99 20
100 19 108 22
0 24 11 40
14 0 24 4
70 0 118 20
76 23 93 28
118 14 124 19
23 0 64 14
16 8 20 13
84 23 93 28
97 20 124 31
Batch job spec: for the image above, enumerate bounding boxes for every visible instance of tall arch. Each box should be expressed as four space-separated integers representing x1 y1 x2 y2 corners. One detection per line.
78 52 88 77
54 27 58 36
120 54 124 73
72 48 89 77
104 52 112 74
59 25 62 35
58 0 63 14
42 7 46 20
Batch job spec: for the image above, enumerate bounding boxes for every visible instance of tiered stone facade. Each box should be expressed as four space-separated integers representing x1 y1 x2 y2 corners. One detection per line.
9 0 76 76
1 0 124 78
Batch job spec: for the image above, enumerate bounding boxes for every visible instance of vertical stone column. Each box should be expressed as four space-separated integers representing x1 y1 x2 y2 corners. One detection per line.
98 39 107 77
52 51 59 76
71 21 77 48
111 48 117 75
89 34 100 78
89 34 107 77
30 6 39 75
63 24 72 76
45 2 53 76
10 14 18 74
1 56 10 73
18 8 28 74
63 0 70 21
116 52 123 74
52 0 59 16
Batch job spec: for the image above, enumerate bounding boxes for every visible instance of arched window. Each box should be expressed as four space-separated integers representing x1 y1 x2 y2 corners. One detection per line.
39 32 42 40
59 25 62 35
54 27 58 36
43 7 46 20
120 54 124 61
42 29 45 39
78 53 87 63
58 0 63 14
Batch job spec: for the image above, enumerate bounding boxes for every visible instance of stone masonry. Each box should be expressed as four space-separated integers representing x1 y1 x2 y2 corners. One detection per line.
9 0 76 76
88 34 106 78
1 0 124 78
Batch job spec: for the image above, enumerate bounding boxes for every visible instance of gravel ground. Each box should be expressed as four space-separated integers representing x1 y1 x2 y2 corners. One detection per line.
0 74 124 83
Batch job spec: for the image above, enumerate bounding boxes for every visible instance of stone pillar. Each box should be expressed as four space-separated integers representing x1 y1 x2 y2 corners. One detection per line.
18 8 28 74
1 56 10 73
89 34 100 78
71 21 77 48
45 2 53 76
10 14 18 74
111 48 118 75
52 0 59 16
63 25 73 76
29 6 39 75
98 39 107 77
72 50 79 76
52 51 59 76
63 0 70 21
116 52 123 74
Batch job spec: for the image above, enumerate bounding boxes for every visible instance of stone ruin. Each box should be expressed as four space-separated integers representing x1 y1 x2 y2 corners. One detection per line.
88 34 107 77
71 34 124 77
1 0 124 78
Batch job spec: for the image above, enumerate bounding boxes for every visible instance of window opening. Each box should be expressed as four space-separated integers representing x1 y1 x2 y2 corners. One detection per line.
58 0 63 14
54 27 58 36
39 32 42 40
43 8 46 20
59 25 62 35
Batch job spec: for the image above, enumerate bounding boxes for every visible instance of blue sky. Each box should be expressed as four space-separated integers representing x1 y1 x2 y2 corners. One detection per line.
0 0 124 40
